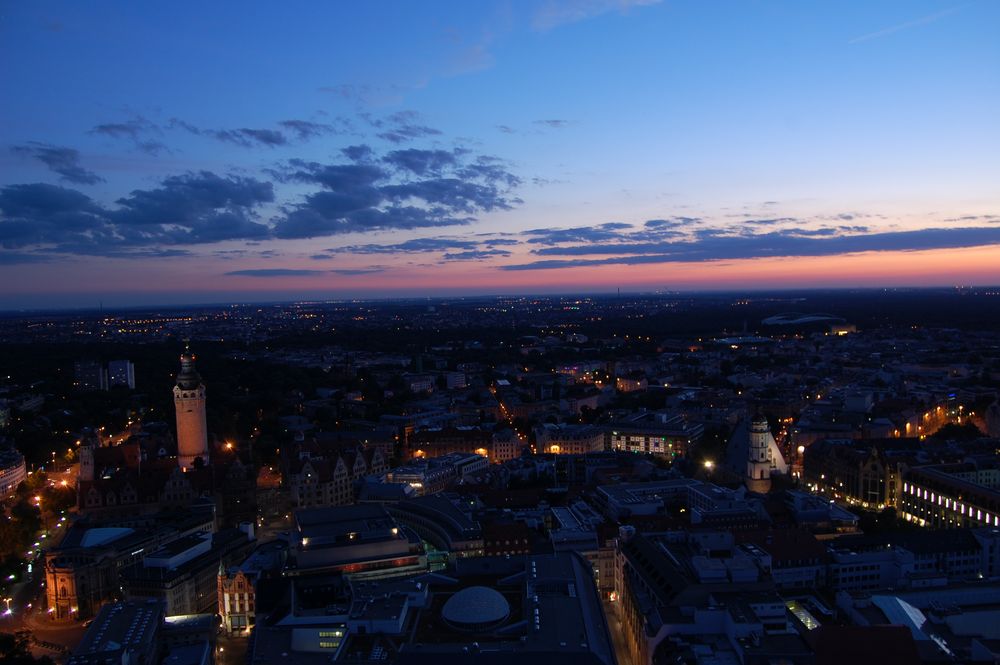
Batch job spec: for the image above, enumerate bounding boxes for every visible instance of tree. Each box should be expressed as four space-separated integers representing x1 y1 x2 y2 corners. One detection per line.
0 631 56 665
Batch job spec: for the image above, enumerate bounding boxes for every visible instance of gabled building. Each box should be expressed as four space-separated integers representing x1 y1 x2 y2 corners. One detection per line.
285 443 386 508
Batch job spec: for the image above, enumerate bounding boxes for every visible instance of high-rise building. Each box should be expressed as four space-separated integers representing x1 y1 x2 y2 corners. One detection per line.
746 414 772 493
108 359 135 389
74 360 108 391
174 347 209 469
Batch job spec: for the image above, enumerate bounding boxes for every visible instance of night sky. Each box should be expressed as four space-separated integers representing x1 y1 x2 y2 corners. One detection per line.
2 1 998 308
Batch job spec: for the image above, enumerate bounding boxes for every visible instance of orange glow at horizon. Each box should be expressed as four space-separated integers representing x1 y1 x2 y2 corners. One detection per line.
7 244 1000 300
217 244 1000 293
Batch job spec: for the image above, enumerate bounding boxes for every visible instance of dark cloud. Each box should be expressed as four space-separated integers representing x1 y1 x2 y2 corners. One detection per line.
783 225 869 237
457 157 522 189
525 222 634 245
945 214 999 223
381 179 519 213
377 125 442 144
277 159 386 189
278 119 335 141
496 125 516 134
276 204 471 239
170 118 338 147
533 119 569 129
273 146 521 239
10 142 104 185
383 149 458 175
646 217 699 228
328 237 481 255
225 269 326 277
0 171 273 255
342 144 375 162
740 217 798 226
0 183 106 249
5 117 524 258
89 116 167 155
442 248 512 261
112 171 274 245
96 248 193 259
501 226 1000 270
225 267 384 277
330 267 386 275
367 110 442 144
205 127 288 147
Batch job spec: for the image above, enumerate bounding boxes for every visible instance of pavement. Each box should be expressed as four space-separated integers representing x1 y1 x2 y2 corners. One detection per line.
217 633 249 665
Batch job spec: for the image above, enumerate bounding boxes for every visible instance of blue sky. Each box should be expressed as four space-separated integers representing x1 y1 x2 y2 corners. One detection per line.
1 1 998 308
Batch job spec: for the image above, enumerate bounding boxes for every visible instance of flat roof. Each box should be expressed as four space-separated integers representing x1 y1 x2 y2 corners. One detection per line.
70 599 163 662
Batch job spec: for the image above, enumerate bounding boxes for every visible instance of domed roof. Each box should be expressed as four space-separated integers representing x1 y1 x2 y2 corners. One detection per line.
441 586 510 630
176 346 203 390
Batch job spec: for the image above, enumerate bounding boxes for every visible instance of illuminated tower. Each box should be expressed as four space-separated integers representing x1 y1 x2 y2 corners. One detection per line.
746 414 772 493
79 440 95 482
174 346 209 469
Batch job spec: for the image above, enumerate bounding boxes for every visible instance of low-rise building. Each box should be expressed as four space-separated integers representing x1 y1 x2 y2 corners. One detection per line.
606 412 703 459
121 525 256 616
0 448 26 496
286 504 427 580
535 423 606 455
900 462 1000 529
45 509 215 622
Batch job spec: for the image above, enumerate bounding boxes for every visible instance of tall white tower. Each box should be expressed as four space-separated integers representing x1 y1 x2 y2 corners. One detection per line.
174 346 209 469
746 414 772 493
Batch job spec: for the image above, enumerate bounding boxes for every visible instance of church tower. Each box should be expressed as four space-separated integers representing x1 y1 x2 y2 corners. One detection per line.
78 439 95 482
746 414 772 493
174 345 209 469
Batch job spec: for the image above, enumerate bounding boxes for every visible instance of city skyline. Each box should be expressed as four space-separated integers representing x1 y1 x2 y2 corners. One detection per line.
3 1 999 309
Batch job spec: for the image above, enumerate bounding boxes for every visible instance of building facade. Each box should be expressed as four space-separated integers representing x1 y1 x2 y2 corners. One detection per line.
0 449 26 496
746 414 773 493
899 464 1000 529
174 348 209 469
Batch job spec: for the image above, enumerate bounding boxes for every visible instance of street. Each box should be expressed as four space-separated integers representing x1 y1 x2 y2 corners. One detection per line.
603 599 633 665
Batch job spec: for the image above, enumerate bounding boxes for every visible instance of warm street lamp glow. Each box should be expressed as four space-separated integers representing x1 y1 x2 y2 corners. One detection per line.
703 460 714 470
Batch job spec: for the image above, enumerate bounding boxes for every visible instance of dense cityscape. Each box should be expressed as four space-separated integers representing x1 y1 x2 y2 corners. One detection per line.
4 2 1000 664
0 289 997 664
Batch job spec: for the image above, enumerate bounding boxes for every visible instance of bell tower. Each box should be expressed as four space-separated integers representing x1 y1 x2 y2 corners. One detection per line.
174 344 209 469
746 414 772 493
